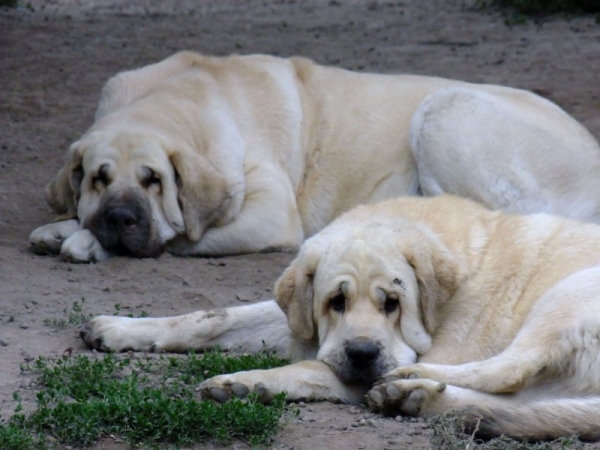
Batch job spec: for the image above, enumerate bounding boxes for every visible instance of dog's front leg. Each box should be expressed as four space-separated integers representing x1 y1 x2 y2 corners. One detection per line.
80 300 291 354
201 360 367 404
30 219 80 255
30 219 111 263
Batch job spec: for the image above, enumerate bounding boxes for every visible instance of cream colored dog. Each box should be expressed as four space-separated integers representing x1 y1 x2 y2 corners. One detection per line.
29 51 600 262
81 195 600 440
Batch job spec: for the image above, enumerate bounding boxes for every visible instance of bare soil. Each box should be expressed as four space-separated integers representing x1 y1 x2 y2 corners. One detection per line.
1 1 600 448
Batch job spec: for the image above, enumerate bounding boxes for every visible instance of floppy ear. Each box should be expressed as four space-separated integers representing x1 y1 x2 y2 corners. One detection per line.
399 227 466 336
274 250 321 341
169 150 231 242
45 142 85 219
159 163 185 235
168 117 245 242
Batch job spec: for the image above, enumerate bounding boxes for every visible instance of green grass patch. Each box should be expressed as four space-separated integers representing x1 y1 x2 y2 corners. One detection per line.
0 350 292 449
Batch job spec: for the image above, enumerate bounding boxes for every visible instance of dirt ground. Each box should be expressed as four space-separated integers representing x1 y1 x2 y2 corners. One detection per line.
1 1 600 448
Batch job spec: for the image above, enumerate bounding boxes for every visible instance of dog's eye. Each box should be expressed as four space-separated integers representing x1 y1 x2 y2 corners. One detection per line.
92 175 105 186
329 293 346 314
384 296 399 315
142 170 161 189
91 163 110 189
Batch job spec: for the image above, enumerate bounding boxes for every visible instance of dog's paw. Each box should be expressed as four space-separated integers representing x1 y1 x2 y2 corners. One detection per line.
165 235 194 256
29 220 81 255
79 315 154 352
61 229 112 263
366 378 446 416
200 373 274 404
380 363 426 381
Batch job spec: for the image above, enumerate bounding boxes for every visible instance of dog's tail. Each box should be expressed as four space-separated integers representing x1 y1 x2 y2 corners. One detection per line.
461 397 600 441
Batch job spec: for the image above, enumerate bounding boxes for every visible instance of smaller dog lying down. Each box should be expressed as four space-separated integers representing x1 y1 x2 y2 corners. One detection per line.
81 195 600 440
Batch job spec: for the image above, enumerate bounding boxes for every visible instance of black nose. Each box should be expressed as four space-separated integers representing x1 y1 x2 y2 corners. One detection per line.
106 207 138 231
345 339 380 367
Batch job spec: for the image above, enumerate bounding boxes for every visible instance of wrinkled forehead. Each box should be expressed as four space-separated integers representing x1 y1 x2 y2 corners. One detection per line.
313 236 413 297
78 132 169 171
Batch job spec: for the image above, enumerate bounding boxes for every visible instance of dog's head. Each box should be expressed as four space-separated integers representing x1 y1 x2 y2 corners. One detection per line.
275 209 464 385
45 108 245 257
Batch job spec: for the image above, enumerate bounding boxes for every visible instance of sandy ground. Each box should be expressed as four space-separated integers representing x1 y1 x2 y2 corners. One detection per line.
1 1 600 448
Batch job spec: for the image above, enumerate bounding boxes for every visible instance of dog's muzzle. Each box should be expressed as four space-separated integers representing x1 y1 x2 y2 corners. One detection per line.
85 191 162 257
330 337 386 385
345 338 381 368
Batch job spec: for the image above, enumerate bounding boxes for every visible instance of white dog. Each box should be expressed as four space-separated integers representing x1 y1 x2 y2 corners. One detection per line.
30 51 600 262
81 195 600 440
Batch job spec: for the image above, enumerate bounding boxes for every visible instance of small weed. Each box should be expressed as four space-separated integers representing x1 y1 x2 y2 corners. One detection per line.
44 298 149 329
43 297 93 329
113 302 149 318
1 350 290 448
429 411 586 449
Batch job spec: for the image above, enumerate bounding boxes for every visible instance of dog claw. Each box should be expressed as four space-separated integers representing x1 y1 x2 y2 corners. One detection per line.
436 382 447 393
255 382 272 403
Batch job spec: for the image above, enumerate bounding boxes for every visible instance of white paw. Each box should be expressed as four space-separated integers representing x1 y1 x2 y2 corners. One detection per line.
60 229 112 263
366 377 446 416
200 372 274 403
30 219 81 255
79 315 154 352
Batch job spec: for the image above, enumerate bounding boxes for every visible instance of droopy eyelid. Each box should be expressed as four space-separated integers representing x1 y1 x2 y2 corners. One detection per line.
141 166 162 188
91 163 110 186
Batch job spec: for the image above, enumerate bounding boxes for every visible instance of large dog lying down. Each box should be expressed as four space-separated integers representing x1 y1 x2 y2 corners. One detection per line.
81 195 600 440
29 51 600 262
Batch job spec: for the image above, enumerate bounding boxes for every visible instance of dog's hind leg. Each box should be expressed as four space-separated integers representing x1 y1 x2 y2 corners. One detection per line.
382 266 600 395
367 379 600 440
410 86 600 221
80 300 291 355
